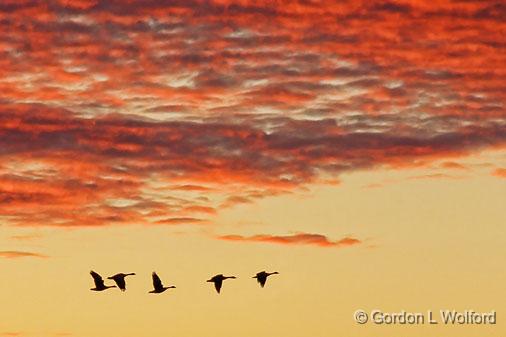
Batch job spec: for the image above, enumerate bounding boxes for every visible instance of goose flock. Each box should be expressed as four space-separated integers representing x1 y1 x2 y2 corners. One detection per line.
90 270 279 294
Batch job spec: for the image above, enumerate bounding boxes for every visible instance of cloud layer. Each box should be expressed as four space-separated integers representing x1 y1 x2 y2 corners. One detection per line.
0 1 504 227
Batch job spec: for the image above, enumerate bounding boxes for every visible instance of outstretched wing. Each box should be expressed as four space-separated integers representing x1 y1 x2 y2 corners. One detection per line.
113 275 126 291
255 272 267 287
214 279 222 293
90 270 105 288
152 272 163 291
257 275 267 287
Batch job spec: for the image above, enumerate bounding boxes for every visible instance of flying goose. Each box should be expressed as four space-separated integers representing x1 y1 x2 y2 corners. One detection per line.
108 273 136 291
90 270 116 291
253 271 279 288
207 274 236 293
149 272 176 294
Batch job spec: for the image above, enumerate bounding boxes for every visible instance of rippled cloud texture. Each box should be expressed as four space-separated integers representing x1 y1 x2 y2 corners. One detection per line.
1 0 504 230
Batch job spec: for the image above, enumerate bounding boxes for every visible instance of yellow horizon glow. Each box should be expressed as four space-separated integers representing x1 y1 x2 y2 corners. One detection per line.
1 151 504 337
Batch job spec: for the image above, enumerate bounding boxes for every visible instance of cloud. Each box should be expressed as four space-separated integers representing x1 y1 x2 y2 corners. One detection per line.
492 168 506 178
153 217 207 225
363 183 384 189
218 233 362 248
0 1 504 228
10 234 42 241
0 101 503 227
408 173 464 180
0 251 48 259
440 161 469 170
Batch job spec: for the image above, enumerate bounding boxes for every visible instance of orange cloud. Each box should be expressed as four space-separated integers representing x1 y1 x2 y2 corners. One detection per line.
0 1 504 228
218 233 362 248
10 234 42 241
0 251 48 259
154 217 207 225
440 162 469 170
408 173 463 180
0 102 504 228
0 333 22 337
492 168 506 178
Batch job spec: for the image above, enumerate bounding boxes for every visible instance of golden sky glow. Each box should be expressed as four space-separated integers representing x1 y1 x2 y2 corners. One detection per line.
0 1 505 336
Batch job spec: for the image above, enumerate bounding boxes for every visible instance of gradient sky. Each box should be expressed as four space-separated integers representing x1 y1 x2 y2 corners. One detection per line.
0 1 505 336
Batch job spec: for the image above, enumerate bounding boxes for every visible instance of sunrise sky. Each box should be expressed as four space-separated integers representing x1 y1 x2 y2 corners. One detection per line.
0 0 505 336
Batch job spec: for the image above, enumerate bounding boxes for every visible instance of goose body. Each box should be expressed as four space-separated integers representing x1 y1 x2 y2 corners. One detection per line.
253 271 279 287
207 274 236 293
108 272 136 291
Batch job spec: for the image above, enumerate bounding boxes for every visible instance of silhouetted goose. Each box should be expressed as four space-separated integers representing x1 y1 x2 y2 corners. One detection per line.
108 273 136 291
90 270 116 291
149 272 176 294
207 274 236 293
253 271 279 288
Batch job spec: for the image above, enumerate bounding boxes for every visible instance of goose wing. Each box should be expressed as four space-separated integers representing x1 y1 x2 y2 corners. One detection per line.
214 279 223 293
255 271 268 287
90 270 105 288
257 274 268 287
152 272 164 291
113 275 126 291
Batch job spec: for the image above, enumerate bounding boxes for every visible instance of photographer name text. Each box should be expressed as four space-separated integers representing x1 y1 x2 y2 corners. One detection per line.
353 309 496 325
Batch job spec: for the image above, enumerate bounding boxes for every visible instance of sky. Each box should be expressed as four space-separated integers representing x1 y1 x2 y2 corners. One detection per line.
0 0 505 336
